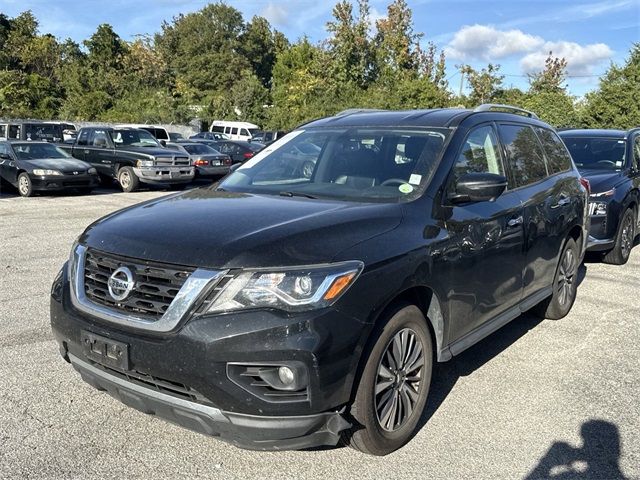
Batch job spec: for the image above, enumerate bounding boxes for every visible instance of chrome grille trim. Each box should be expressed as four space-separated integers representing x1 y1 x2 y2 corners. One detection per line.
69 244 226 332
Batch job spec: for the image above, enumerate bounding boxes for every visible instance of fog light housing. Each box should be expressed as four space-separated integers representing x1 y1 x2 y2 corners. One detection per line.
227 362 309 402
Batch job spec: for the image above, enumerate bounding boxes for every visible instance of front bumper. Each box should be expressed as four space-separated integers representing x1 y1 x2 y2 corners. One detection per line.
68 353 349 450
31 174 100 191
50 264 368 449
133 166 195 184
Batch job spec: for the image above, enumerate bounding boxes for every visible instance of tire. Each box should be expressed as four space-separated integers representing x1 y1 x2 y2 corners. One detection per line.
17 172 34 197
533 237 579 320
117 166 139 193
344 304 433 456
603 208 635 265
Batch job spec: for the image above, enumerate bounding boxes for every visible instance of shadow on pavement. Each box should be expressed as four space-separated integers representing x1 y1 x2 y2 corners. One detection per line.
524 419 627 479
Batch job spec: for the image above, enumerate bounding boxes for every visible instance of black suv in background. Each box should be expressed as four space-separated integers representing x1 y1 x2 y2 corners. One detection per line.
559 129 640 264
51 105 588 456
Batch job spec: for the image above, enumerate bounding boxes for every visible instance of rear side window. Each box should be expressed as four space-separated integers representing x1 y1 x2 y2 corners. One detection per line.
212 126 224 133
499 124 548 188
453 125 504 181
0 125 6 138
231 127 239 135
77 129 90 146
8 125 20 139
535 128 572 174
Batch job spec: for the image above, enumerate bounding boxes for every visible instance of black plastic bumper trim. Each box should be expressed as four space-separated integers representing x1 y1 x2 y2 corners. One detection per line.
68 353 350 451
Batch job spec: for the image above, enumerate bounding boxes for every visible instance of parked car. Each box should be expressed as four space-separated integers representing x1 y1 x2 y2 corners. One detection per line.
165 141 232 177
190 131 229 141
0 140 99 196
212 140 265 164
252 130 286 145
60 127 194 192
559 128 640 264
209 121 260 141
168 132 186 142
0 121 67 143
51 104 588 456
116 124 170 144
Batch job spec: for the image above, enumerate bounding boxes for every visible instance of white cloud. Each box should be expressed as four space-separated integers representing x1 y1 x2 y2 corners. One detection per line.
260 2 289 27
521 41 614 75
445 25 544 61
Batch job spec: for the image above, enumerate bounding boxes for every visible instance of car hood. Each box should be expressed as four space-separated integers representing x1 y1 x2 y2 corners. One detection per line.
578 169 626 194
20 157 91 173
80 188 403 269
115 146 177 156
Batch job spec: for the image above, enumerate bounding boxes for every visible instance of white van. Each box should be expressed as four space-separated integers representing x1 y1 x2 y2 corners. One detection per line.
209 121 260 142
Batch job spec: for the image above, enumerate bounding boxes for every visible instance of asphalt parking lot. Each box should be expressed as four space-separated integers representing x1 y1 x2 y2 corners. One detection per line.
0 187 638 479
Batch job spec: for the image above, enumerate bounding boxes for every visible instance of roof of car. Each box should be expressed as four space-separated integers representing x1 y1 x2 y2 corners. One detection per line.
559 129 628 138
303 107 549 129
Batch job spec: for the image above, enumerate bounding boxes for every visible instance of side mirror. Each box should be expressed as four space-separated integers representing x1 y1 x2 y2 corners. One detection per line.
449 172 508 203
0 153 11 160
159 140 167 147
229 163 242 173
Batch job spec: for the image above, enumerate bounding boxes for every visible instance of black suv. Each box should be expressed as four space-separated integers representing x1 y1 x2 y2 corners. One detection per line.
559 129 640 264
51 105 588 455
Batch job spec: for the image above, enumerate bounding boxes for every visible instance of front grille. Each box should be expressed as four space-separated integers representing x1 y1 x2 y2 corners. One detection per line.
84 249 194 319
93 361 213 406
155 156 190 166
63 179 91 187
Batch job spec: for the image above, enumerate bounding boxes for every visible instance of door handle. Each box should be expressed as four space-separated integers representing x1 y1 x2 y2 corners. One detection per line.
507 216 523 228
84 149 90 154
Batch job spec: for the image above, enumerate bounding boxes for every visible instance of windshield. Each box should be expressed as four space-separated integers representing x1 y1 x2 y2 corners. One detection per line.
562 137 626 170
111 129 160 147
220 127 450 202
24 124 63 142
183 144 218 155
13 142 70 160
248 128 261 136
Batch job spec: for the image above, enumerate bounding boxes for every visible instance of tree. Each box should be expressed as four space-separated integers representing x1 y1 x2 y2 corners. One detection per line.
240 16 278 87
581 44 640 129
460 64 504 105
529 52 568 94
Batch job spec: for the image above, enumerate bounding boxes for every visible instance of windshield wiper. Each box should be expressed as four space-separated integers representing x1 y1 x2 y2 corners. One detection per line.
279 191 318 199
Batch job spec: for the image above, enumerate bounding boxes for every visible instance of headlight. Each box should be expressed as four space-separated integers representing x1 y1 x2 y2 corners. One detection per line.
88 167 97 175
590 188 615 198
206 261 363 314
33 169 62 176
588 201 608 216
137 160 154 167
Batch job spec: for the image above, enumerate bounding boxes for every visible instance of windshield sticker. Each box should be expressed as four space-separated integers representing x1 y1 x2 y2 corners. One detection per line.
238 130 306 170
399 183 414 194
409 174 422 185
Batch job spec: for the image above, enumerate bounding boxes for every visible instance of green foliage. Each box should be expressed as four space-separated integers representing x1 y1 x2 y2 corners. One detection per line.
0 3 632 132
581 44 640 129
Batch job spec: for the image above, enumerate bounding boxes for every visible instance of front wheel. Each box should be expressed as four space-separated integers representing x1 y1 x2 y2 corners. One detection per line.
533 237 579 320
18 173 33 197
603 208 635 265
344 304 433 456
117 166 140 193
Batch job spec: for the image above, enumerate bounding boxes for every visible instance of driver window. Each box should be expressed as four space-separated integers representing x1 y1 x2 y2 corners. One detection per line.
91 130 109 147
453 126 504 182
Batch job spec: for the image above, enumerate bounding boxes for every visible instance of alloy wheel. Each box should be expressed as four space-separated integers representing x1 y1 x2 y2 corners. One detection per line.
375 328 424 432
620 214 634 259
18 175 30 195
557 247 576 306
120 171 131 189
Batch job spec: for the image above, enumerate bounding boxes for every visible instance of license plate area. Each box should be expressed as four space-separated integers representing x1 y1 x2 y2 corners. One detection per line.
81 331 129 370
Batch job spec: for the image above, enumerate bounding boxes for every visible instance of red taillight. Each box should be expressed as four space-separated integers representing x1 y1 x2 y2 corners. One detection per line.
193 159 209 166
580 177 591 195
243 152 254 159
223 156 232 165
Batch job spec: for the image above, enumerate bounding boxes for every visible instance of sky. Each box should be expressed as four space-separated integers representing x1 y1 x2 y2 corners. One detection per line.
1 0 639 96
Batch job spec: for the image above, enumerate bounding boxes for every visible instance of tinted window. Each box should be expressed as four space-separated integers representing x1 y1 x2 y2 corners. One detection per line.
25 124 63 142
535 128 573 174
111 129 159 147
212 126 224 133
0 142 8 155
231 127 239 135
90 129 110 147
241 129 249 136
561 137 625 170
77 129 90 146
221 127 450 202
12 142 70 160
499 124 548 187
8 125 20 139
634 137 640 170
183 144 216 155
453 125 504 181
0 125 6 138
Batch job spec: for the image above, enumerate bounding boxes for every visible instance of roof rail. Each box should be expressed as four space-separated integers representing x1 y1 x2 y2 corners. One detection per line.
474 104 539 119
335 108 387 117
